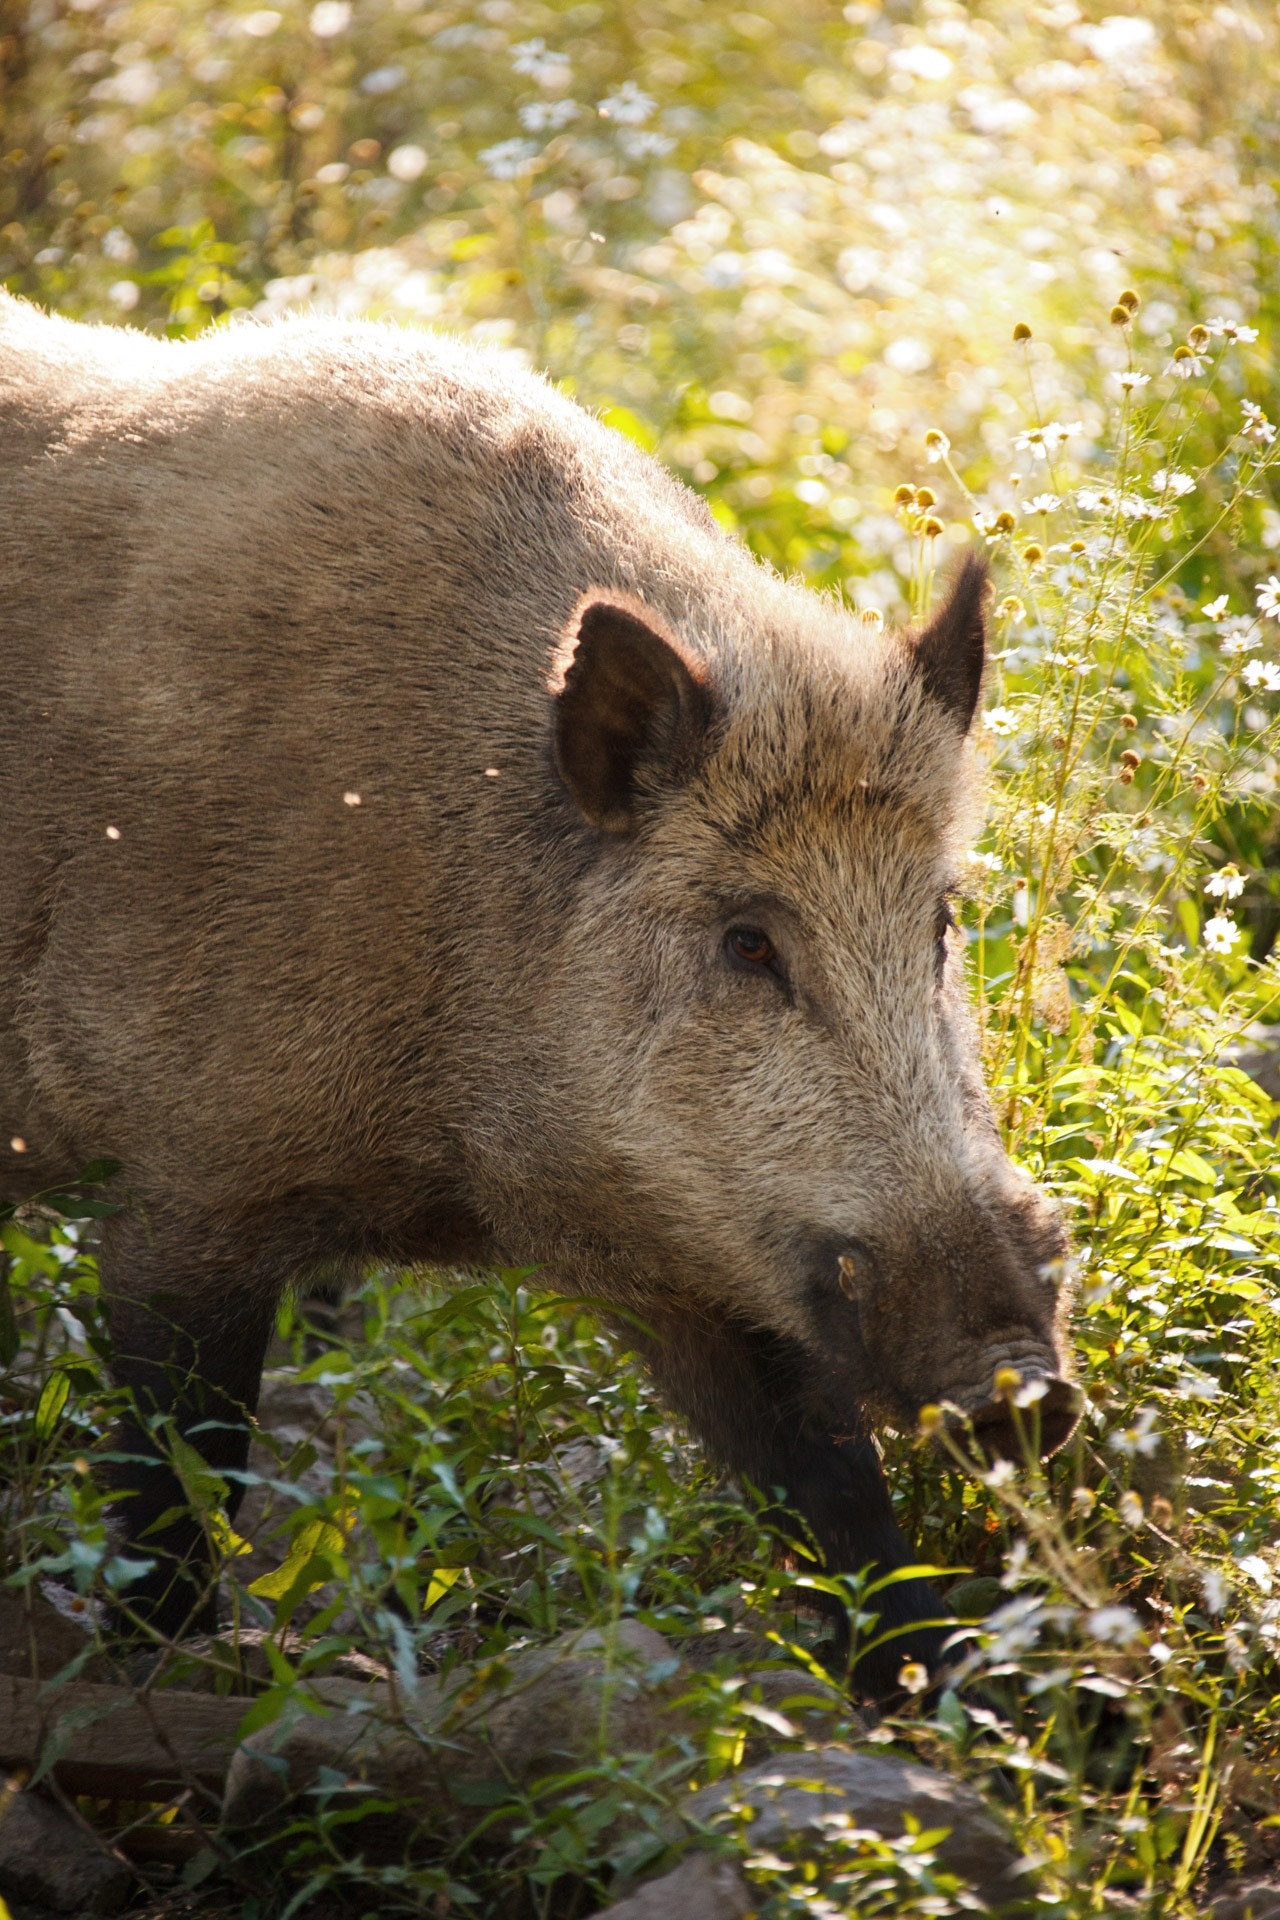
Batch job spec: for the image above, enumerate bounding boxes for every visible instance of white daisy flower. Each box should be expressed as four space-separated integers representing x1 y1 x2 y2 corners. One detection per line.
1089 1606 1142 1646
1242 401 1276 444
1203 914 1240 954
1110 1407 1160 1458
479 138 541 180
599 81 656 124
1013 421 1082 458
511 38 573 87
1204 317 1259 343
1204 864 1245 899
1255 575 1280 618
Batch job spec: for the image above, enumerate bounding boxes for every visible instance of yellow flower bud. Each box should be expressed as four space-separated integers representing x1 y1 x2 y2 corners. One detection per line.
1118 288 1140 313
921 515 944 538
1023 542 1044 563
1012 322 1032 343
1120 713 1138 730
918 1403 943 1434
915 485 937 509
994 1366 1022 1397
1110 305 1132 326
1188 325 1210 349
893 483 915 506
1120 748 1141 769
994 509 1016 534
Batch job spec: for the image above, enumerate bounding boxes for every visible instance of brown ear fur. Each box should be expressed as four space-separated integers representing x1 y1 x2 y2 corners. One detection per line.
551 595 712 832
913 553 989 732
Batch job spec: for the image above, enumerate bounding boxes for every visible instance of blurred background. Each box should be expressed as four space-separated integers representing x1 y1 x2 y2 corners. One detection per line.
0 0 1273 596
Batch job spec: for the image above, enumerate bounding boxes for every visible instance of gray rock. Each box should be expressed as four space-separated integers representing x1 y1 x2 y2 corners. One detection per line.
1209 1882 1280 1920
678 1623 780 1672
739 1665 850 1729
0 1787 131 1915
685 1748 1025 1907
0 1581 111 1685
588 1851 751 1920
222 1617 685 1831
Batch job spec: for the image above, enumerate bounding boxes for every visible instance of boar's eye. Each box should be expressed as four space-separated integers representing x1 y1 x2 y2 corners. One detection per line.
725 926 784 982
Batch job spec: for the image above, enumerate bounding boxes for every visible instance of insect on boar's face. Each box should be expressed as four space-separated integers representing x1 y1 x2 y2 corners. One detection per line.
548 557 1079 1465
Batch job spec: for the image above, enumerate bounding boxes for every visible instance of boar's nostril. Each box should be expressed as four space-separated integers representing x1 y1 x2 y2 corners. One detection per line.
967 1375 1081 1463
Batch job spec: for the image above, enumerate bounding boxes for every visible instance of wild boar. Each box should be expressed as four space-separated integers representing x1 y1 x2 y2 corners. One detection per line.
0 294 1077 1695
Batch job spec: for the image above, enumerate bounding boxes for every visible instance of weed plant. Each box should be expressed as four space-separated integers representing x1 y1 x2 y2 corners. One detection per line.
4 3 1280 1915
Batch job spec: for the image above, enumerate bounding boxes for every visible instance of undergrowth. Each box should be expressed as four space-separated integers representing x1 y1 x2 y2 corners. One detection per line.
1 298 1278 1919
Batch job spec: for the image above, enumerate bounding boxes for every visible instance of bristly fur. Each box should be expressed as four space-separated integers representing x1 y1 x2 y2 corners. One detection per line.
0 296 1073 1689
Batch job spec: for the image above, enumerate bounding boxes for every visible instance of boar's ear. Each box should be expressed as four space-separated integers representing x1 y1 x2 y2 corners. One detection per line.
551 595 712 832
912 553 989 733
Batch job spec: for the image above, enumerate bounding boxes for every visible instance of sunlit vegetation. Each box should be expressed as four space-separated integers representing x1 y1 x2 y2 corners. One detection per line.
3 3 1279 1914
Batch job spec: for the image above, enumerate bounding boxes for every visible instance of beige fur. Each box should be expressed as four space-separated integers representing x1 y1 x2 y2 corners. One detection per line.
0 296 1072 1666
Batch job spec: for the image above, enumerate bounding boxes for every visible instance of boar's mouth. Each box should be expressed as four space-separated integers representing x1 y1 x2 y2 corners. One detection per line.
964 1375 1080 1461
943 1354 1081 1464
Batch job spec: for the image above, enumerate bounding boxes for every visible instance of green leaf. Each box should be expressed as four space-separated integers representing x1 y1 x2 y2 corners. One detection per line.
33 1370 70 1441
600 405 658 452
424 1565 466 1611
77 1159 121 1185
41 1193 121 1221
167 1433 229 1511
0 1254 18 1369
246 1515 349 1601
449 1779 514 1807
1177 896 1201 947
1168 1148 1218 1185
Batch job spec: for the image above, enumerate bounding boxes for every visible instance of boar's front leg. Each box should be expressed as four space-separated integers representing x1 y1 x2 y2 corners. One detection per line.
641 1310 949 1699
97 1210 282 1641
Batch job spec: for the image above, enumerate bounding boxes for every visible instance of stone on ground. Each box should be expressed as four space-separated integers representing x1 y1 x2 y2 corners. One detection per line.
0 1787 131 1916
587 1850 752 1920
685 1747 1025 1907
222 1617 683 1831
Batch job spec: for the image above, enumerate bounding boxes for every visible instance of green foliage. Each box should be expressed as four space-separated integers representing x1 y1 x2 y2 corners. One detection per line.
3 2 1280 1915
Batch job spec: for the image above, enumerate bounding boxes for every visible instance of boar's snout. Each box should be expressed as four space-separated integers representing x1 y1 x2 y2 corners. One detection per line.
958 1369 1081 1463
806 1175 1079 1463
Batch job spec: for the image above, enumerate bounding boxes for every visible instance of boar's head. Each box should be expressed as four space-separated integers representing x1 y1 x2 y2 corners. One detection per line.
539 553 1077 1471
